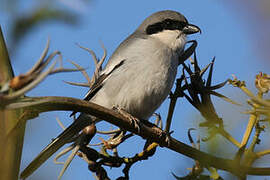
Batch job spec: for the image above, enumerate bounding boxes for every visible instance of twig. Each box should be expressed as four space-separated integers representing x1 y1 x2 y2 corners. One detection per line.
96 129 121 135
256 149 270 157
165 77 184 133
54 145 74 164
27 39 50 75
57 145 80 180
239 92 262 148
63 81 90 87
56 117 66 130
68 60 91 86
3 60 58 101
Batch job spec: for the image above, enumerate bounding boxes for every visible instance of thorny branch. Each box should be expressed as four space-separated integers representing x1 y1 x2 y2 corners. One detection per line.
168 50 240 147
0 39 83 104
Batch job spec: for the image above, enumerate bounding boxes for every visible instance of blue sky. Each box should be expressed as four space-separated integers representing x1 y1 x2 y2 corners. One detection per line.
1 0 270 179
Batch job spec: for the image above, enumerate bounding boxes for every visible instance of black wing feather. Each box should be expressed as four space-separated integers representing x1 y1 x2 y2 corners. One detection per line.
70 59 125 116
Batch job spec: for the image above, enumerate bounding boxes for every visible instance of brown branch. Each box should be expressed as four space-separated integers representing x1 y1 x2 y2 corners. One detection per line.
5 96 270 178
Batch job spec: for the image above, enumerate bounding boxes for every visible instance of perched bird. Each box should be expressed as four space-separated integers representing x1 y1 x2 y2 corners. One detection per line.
21 10 200 178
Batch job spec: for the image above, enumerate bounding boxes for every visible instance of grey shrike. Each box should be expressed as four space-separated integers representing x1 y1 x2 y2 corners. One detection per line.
21 10 201 178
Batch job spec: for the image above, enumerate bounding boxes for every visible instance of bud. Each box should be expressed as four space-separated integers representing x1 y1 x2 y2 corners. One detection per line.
255 72 270 93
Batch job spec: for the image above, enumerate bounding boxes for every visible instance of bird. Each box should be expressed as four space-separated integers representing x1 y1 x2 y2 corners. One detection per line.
20 10 201 179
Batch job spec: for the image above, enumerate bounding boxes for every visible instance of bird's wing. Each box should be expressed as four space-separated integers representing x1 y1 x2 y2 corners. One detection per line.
84 58 125 101
70 59 125 116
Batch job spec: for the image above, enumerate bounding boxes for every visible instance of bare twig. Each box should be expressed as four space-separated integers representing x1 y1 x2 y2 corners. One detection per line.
1 41 84 103
165 77 184 133
57 145 80 180
3 60 58 101
54 145 74 164
63 81 90 87
27 39 50 75
67 60 91 86
96 129 121 135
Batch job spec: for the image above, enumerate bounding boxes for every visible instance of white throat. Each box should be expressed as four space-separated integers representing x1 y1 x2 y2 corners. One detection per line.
150 30 186 51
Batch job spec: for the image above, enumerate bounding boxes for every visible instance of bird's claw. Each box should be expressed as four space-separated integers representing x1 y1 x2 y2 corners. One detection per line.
164 131 174 147
113 106 141 134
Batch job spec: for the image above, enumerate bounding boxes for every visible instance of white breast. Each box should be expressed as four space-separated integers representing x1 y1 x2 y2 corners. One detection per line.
91 35 185 119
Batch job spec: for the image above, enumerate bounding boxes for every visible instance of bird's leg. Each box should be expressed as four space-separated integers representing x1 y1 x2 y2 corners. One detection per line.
112 106 141 133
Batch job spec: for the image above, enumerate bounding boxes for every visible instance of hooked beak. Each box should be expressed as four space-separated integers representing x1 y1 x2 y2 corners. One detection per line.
182 24 201 35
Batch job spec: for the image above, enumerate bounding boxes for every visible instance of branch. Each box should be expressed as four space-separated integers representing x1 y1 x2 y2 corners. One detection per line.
5 96 270 178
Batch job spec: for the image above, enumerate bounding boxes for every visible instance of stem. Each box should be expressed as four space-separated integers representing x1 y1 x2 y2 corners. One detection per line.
257 149 270 157
0 26 26 180
165 94 177 132
240 114 257 147
218 128 241 148
165 78 182 133
240 92 261 148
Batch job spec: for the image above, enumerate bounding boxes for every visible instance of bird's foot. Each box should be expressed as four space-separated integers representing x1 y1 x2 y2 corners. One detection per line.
112 106 141 134
164 131 174 147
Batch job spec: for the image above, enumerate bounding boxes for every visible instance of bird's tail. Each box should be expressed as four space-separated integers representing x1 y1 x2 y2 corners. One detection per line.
20 113 93 179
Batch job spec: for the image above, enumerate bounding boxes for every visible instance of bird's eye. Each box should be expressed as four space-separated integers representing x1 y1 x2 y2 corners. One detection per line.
163 19 187 31
178 21 187 29
164 19 172 25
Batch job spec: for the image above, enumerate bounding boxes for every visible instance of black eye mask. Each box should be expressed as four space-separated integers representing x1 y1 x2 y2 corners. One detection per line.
146 19 187 35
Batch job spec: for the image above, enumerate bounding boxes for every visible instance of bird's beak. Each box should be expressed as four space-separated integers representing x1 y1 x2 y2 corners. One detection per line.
182 24 201 35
